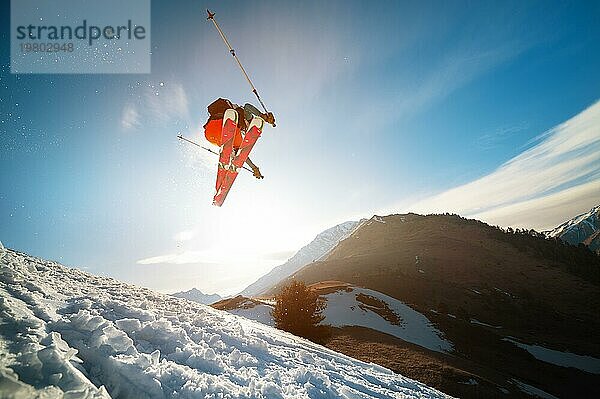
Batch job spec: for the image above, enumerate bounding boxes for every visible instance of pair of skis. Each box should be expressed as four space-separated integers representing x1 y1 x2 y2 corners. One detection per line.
213 109 264 207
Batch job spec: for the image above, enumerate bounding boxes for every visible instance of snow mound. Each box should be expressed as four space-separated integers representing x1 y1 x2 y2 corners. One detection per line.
0 249 451 398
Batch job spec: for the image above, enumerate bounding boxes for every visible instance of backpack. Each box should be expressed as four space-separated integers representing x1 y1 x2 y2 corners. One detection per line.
205 98 246 129
207 98 233 119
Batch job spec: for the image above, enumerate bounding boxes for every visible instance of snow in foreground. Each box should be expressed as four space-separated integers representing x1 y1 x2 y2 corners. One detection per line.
0 247 451 399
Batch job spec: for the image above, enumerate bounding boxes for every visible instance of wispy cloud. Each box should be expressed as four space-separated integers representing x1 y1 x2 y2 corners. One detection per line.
120 103 140 130
408 100 600 230
137 228 205 265
146 82 189 123
472 180 600 230
136 247 275 266
401 42 528 119
137 250 217 265
120 81 190 131
476 122 530 150
263 249 296 261
349 21 537 134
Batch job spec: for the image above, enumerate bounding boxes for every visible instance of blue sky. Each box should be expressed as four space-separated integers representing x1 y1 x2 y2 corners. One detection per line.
1 0 599 295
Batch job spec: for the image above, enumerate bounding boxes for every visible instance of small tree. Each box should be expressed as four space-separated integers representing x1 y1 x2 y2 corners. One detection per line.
272 280 326 341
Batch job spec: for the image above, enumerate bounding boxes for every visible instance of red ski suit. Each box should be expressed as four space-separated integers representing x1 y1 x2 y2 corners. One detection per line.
204 118 244 148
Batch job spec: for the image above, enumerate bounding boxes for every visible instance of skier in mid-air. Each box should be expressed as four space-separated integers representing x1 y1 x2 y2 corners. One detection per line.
178 9 277 207
203 98 275 180
201 97 275 206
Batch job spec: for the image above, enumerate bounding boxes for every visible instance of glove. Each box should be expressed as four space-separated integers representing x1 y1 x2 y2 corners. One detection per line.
252 166 264 179
263 112 276 126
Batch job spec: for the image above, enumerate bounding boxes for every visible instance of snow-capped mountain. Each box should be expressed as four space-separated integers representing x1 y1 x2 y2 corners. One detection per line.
545 204 600 253
0 247 450 398
240 220 360 297
171 288 222 305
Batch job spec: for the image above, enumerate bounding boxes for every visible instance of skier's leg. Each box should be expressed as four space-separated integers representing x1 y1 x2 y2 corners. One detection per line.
215 109 238 192
233 128 244 153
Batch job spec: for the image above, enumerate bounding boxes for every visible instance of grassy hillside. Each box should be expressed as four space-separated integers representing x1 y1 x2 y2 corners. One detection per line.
275 214 599 353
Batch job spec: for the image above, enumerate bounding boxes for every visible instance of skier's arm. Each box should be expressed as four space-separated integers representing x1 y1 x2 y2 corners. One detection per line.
244 103 275 126
243 103 263 119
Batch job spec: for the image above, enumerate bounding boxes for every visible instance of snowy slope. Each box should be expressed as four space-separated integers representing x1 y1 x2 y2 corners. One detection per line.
228 300 275 327
172 288 222 305
216 285 452 354
0 248 451 399
321 287 452 353
545 204 600 252
240 221 360 297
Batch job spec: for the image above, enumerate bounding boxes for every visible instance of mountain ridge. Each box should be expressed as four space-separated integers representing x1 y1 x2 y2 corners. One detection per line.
270 213 600 399
240 220 361 297
545 204 600 254
171 287 222 305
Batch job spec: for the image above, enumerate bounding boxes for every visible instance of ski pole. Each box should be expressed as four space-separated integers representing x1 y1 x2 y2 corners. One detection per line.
177 135 254 173
206 9 275 127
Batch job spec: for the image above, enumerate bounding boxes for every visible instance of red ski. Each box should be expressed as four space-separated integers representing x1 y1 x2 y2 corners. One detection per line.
213 116 264 207
214 109 238 195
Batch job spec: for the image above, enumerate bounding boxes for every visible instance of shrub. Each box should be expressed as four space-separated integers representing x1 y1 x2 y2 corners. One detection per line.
272 280 327 341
